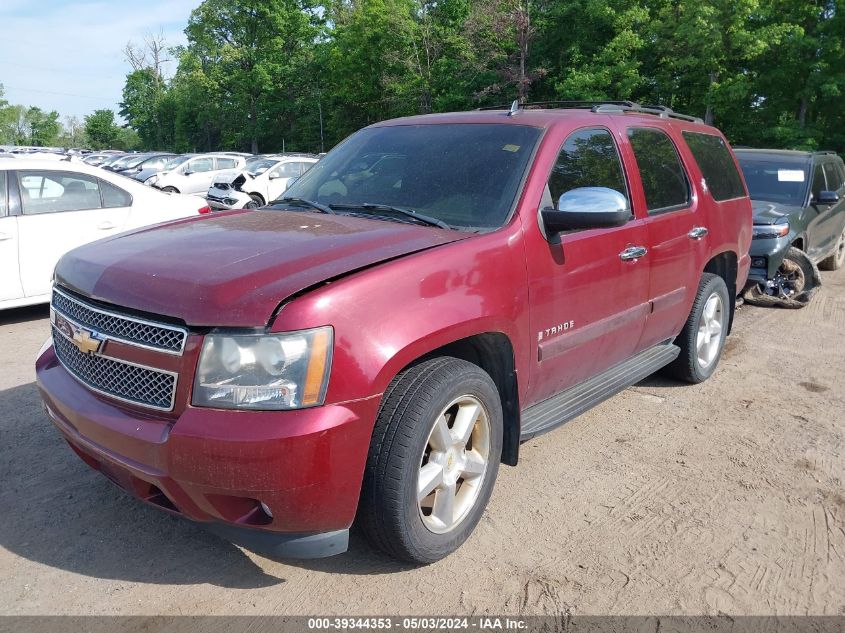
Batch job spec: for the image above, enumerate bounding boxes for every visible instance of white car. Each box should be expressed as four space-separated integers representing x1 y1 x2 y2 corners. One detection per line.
144 154 247 195
206 155 318 209
0 159 211 310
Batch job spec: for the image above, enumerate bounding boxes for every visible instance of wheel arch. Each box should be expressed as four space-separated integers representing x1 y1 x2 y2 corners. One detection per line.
383 332 522 467
703 250 738 333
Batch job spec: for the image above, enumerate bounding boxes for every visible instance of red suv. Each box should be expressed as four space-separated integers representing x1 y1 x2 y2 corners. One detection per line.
36 102 751 563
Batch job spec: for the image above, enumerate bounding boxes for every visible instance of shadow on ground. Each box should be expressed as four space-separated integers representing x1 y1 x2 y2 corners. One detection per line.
0 304 50 327
0 381 414 583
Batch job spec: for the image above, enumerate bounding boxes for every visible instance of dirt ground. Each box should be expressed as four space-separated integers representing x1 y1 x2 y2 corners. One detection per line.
1 269 843 617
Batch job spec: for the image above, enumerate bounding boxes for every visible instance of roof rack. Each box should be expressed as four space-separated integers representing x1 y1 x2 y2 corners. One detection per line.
478 100 704 124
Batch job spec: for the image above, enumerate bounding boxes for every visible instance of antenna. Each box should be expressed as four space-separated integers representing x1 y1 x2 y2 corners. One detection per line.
508 100 520 117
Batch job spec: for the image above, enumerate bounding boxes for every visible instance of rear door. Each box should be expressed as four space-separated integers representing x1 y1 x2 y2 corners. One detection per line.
524 124 650 405
0 170 24 302
16 170 130 297
615 124 706 349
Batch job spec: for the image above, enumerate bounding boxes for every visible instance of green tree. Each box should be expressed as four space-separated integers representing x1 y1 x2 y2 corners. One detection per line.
25 107 61 146
84 109 121 149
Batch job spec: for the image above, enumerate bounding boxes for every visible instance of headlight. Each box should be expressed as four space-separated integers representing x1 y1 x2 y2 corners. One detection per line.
145 175 158 185
192 327 332 410
752 219 789 239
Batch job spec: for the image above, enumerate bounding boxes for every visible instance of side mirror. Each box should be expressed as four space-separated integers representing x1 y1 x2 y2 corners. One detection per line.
268 172 282 180
816 190 839 205
542 187 630 233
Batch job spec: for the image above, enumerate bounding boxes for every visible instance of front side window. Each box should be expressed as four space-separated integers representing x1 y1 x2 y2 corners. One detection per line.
823 161 843 191
546 127 629 209
281 123 542 231
271 162 302 179
19 171 102 214
682 131 745 201
811 165 827 201
0 171 7 217
628 128 690 213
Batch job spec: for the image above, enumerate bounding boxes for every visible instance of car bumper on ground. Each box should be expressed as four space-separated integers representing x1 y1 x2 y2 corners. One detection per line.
35 344 380 559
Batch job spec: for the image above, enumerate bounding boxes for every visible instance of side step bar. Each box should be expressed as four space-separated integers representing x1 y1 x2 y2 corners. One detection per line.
519 342 680 441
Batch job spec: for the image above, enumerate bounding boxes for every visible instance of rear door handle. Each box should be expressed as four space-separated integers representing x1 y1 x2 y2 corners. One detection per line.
97 222 116 230
620 246 648 261
0 232 12 242
688 226 709 240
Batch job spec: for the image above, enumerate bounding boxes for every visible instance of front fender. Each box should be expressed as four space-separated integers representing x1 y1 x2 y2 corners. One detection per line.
271 223 530 406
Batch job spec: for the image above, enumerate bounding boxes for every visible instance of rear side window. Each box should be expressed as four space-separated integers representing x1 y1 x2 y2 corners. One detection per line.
547 128 629 208
100 180 132 208
823 162 843 191
19 170 102 214
627 128 690 213
682 132 746 201
216 157 237 169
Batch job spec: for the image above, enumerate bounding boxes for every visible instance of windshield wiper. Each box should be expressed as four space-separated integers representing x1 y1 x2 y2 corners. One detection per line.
329 203 451 230
271 197 336 214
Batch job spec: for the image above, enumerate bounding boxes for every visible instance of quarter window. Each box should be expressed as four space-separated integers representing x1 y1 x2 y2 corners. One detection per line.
547 128 629 208
627 128 690 213
19 171 102 214
682 131 746 201
100 180 132 208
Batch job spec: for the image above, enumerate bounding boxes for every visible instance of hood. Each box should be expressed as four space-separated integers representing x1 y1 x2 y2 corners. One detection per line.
55 209 466 327
211 170 250 190
751 199 803 225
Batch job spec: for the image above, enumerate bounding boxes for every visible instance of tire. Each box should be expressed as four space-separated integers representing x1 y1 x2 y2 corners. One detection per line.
244 193 265 209
819 227 845 271
358 357 503 564
743 247 819 308
665 273 730 384
161 186 179 194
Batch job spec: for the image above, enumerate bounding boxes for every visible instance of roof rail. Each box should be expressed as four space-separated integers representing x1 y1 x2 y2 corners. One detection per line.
478 100 704 124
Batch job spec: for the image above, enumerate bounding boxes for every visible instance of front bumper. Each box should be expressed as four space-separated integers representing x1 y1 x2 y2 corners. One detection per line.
207 190 249 210
746 234 792 286
36 344 380 558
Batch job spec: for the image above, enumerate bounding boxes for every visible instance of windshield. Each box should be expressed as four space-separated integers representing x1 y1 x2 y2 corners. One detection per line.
139 155 172 170
162 155 190 170
737 156 809 206
282 123 542 231
124 154 154 168
246 158 280 176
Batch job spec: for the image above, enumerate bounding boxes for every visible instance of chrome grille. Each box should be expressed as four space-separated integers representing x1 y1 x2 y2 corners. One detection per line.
52 288 186 354
52 326 177 410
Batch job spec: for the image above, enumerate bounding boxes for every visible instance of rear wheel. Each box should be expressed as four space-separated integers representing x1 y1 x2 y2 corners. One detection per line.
358 357 502 564
665 273 730 384
819 227 845 271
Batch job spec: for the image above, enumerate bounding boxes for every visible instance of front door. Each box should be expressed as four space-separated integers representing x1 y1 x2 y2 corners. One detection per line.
524 125 650 407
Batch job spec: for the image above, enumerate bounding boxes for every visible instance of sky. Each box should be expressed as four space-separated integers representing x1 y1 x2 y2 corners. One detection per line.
0 0 199 123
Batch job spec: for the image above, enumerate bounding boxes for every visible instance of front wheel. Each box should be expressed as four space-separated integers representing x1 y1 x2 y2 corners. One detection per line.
665 273 730 384
358 357 503 563
161 186 179 194
244 193 265 209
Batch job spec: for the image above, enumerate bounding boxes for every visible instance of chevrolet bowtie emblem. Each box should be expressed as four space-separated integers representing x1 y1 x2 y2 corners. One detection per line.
71 327 104 355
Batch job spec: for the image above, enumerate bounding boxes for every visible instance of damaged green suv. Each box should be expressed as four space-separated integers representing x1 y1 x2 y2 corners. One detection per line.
736 149 845 306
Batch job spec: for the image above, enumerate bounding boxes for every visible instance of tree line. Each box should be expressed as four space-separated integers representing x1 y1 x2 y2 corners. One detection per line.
4 0 844 155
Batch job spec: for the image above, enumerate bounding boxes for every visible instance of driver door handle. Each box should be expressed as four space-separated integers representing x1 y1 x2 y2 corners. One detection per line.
620 246 648 261
0 232 12 242
688 226 709 240
97 221 116 230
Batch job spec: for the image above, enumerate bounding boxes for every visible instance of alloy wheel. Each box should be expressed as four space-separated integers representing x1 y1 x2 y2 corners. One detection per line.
417 395 491 534
696 293 724 369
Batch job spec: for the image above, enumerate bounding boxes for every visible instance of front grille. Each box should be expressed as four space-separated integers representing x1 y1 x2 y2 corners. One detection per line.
52 326 177 410
52 288 186 354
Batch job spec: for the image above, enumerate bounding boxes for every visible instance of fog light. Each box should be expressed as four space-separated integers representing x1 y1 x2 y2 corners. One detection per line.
751 257 767 268
260 501 273 518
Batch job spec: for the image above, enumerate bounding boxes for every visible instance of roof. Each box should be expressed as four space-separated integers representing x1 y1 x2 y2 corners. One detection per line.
734 148 841 165
370 107 719 133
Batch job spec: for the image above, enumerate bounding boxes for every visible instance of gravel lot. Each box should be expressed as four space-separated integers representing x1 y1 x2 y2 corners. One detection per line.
1 269 843 617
